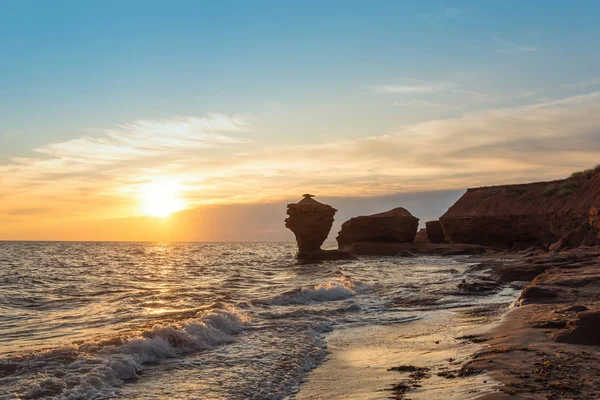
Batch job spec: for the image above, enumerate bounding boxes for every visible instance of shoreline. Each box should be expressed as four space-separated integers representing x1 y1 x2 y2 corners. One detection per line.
296 309 505 400
470 248 600 399
297 249 600 399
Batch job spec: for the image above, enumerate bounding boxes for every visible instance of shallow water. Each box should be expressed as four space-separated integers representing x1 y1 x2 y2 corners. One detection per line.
0 242 518 399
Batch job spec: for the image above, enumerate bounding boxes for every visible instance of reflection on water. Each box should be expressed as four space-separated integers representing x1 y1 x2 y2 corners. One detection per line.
0 242 517 399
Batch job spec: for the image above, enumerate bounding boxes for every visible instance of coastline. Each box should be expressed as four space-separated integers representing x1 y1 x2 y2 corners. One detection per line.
471 248 600 399
297 249 600 399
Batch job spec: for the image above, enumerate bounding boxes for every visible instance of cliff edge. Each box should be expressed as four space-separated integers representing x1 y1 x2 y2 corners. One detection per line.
440 170 600 247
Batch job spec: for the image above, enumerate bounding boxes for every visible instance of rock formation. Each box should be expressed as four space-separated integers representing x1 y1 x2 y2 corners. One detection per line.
425 220 445 244
439 172 600 248
285 194 355 262
336 207 419 250
551 310 600 345
413 228 428 244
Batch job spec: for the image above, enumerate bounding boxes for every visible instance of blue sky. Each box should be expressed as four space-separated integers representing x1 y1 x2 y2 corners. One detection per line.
2 0 600 239
3 0 600 154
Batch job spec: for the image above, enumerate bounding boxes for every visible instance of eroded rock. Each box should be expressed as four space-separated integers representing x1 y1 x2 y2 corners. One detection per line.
336 207 419 250
425 220 445 244
285 194 355 262
439 173 600 248
551 310 600 345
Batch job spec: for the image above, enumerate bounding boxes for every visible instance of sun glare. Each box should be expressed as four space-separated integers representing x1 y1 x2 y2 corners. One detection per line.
140 179 185 218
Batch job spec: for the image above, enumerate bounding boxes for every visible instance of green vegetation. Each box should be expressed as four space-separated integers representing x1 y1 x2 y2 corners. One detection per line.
557 180 579 197
570 169 595 180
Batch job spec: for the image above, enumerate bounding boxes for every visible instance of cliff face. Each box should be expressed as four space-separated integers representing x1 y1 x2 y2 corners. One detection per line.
337 207 419 250
440 173 600 247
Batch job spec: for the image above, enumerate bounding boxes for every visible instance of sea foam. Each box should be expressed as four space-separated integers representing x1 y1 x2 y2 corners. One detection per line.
259 277 366 306
8 305 248 400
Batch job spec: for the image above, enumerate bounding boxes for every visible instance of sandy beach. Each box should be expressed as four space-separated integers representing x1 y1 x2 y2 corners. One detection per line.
298 306 512 399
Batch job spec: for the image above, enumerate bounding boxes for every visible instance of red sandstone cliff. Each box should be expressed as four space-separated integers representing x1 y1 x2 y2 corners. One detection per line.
440 172 600 247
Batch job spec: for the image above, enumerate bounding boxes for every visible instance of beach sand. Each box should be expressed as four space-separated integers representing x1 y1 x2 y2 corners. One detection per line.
297 309 505 400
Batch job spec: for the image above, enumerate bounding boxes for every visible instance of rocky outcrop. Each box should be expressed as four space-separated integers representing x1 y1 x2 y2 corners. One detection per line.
425 220 445 244
439 172 600 248
336 208 419 251
551 310 600 345
343 242 486 256
285 194 355 262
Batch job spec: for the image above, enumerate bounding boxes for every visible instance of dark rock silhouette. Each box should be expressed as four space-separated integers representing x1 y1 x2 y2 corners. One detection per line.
343 242 485 256
425 220 445 244
285 194 355 262
337 207 419 250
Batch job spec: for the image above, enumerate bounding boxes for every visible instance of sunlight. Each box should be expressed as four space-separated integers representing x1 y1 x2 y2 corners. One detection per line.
139 179 185 218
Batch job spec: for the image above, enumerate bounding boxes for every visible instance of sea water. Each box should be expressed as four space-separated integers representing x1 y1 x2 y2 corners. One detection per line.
0 242 518 399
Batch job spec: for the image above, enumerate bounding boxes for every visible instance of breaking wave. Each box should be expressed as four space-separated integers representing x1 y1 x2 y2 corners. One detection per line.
1 305 247 400
256 278 371 306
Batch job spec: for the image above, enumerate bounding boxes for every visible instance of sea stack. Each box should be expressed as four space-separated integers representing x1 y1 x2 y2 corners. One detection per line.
336 207 419 250
285 194 355 262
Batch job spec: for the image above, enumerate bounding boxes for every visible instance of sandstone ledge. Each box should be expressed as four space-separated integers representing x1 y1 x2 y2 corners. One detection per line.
295 249 357 263
465 248 600 399
345 242 487 256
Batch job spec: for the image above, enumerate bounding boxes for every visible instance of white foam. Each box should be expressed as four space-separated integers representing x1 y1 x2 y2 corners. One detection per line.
18 305 248 399
262 278 368 306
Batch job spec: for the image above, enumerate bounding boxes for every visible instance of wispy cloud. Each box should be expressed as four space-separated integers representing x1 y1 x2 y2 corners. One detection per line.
2 93 600 224
393 100 456 109
492 35 542 53
561 78 600 89
370 81 449 94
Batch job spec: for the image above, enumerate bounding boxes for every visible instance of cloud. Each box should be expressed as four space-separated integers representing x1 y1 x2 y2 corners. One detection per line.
492 35 542 53
370 81 449 94
561 78 600 89
2 92 600 224
393 100 456 109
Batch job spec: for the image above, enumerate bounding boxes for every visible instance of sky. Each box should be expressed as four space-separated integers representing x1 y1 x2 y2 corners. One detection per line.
2 0 600 241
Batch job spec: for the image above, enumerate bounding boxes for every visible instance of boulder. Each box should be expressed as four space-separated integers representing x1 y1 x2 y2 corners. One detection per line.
337 207 419 250
285 194 355 262
519 285 563 304
425 220 445 244
551 310 600 345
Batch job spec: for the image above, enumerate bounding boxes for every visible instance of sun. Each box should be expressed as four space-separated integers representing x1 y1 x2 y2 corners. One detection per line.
139 179 185 218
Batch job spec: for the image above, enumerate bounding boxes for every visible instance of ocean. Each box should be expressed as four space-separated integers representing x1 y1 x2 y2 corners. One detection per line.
0 242 519 399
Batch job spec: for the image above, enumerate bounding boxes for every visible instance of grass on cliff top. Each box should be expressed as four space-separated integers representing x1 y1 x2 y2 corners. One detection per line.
544 174 586 198
569 164 600 180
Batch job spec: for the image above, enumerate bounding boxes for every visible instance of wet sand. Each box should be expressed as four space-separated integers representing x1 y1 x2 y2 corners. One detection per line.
297 309 506 400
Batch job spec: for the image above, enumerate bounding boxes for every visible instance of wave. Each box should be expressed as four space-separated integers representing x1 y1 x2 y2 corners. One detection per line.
0 304 248 400
256 277 371 306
